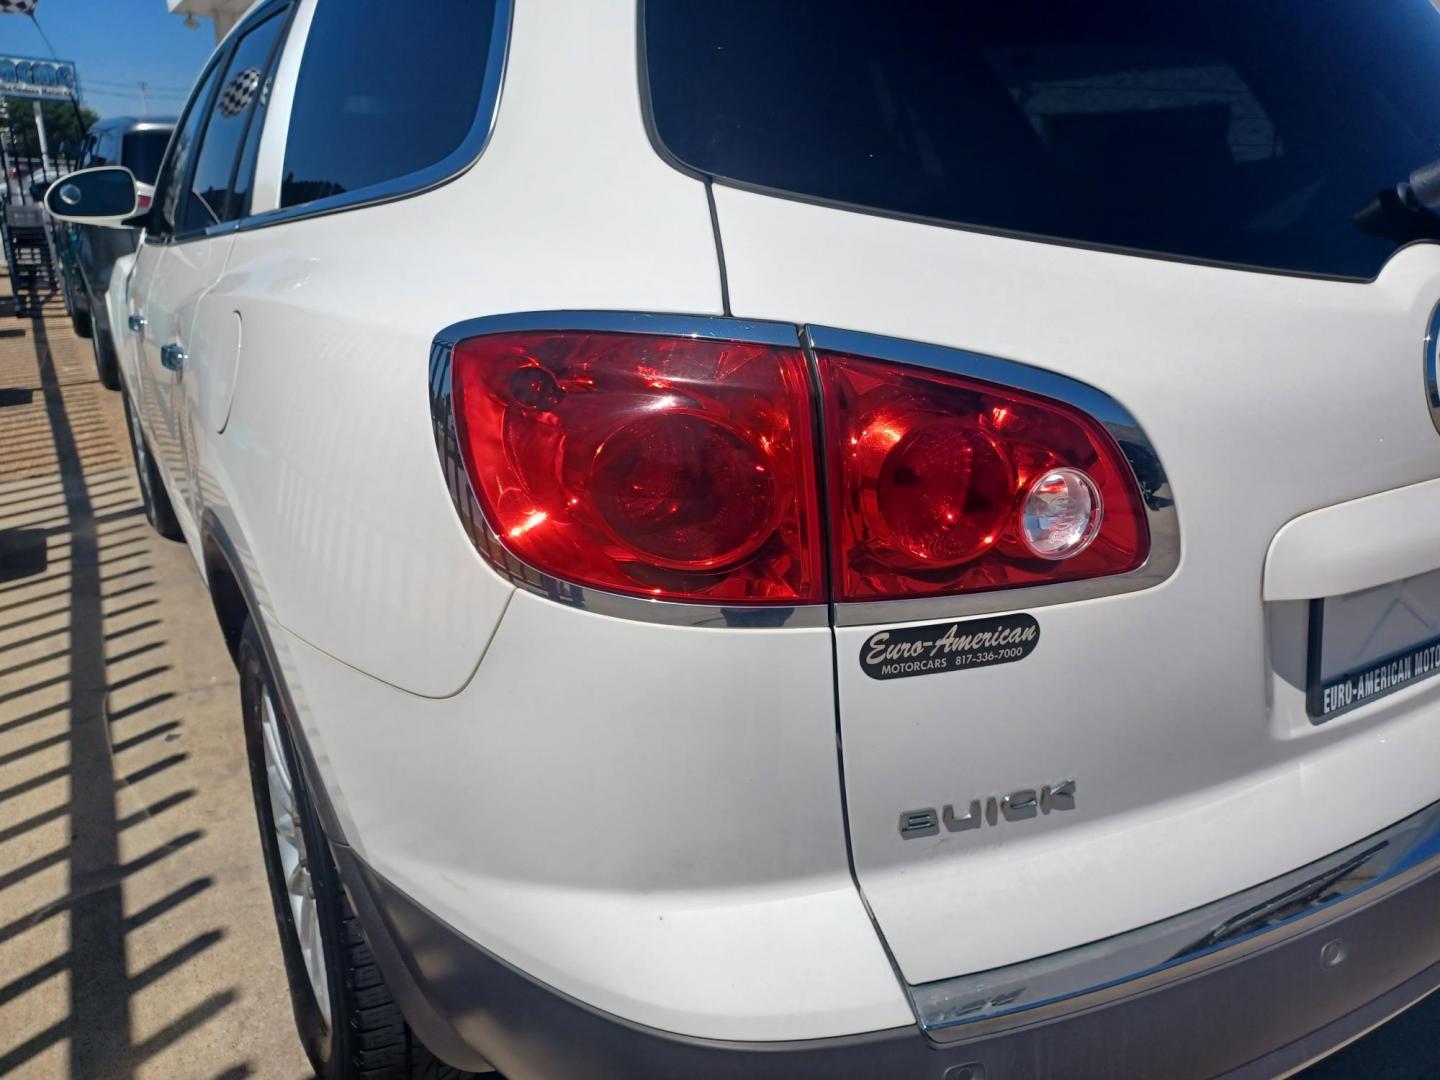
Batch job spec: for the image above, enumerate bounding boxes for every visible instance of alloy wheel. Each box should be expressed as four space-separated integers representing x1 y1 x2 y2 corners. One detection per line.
258 684 331 1026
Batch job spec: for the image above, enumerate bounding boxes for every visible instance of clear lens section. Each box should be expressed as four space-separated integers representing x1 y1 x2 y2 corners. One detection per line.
1020 468 1103 560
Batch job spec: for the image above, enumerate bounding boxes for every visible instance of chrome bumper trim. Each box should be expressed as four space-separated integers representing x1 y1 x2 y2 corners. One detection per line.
913 799 1440 1042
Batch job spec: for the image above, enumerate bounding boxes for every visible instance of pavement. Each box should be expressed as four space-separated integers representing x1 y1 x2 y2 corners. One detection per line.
0 281 1436 1080
0 288 310 1080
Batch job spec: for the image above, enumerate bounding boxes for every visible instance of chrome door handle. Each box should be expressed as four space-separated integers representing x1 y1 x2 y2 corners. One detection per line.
160 343 187 372
128 313 146 333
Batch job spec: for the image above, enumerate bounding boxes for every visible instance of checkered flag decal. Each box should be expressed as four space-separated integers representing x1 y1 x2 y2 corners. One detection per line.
218 66 261 119
0 0 39 12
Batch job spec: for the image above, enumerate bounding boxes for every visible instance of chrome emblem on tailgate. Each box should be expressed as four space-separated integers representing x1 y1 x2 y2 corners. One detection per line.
898 780 1076 839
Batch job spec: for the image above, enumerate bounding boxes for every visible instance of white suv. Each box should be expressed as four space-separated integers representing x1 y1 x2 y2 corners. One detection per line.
49 1 1440 1077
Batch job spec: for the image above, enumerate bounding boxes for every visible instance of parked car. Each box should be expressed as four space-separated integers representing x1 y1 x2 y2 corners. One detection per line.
47 1 1440 1077
59 116 174 388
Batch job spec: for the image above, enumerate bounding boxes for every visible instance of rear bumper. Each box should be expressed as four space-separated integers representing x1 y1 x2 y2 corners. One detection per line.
336 799 1440 1080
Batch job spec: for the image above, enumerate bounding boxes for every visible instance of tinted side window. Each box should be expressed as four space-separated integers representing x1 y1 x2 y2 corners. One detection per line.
226 48 278 222
157 60 227 236
122 130 173 186
87 131 115 167
279 0 498 210
181 10 287 234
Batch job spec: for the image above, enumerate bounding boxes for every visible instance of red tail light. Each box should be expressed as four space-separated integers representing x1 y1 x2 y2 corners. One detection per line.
816 352 1149 602
449 331 824 605
136 194 153 211
443 324 1151 610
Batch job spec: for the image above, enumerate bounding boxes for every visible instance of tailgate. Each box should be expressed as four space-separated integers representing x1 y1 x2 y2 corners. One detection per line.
643 0 1440 994
735 194 1440 984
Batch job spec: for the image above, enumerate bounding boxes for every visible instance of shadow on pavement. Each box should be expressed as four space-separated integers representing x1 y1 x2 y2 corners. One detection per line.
0 298 262 1079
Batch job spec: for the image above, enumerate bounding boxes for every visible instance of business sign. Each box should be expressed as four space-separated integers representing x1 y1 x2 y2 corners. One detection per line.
0 55 77 102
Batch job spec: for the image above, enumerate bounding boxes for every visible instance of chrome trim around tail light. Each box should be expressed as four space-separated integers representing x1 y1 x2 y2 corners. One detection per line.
805 325 1180 627
1424 298 1440 437
427 313 1179 627
427 311 829 629
911 797 1440 1043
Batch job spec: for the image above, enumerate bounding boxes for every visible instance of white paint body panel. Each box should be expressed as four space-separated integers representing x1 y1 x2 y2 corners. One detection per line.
121 0 1440 1045
121 0 915 1043
200 0 721 697
134 233 235 561
129 237 171 484
102 252 135 361
714 185 1440 984
267 597 910 1039
1264 476 1440 600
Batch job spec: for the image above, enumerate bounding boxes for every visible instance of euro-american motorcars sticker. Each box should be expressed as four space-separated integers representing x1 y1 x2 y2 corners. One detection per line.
860 612 1039 680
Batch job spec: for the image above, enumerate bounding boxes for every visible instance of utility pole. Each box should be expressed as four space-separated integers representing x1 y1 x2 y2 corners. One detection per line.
138 80 149 116
31 98 51 175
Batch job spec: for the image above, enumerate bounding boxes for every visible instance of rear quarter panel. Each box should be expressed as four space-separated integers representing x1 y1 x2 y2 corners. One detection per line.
205 0 724 697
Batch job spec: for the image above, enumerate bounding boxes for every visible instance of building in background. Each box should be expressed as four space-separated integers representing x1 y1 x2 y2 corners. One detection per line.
166 0 251 43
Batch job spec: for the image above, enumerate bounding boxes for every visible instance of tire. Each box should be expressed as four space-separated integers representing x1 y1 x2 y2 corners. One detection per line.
239 621 482 1080
59 264 77 318
121 391 183 540
70 290 92 338
91 310 121 390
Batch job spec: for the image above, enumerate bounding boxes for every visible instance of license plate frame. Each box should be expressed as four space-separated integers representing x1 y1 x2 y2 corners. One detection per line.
1306 597 1440 723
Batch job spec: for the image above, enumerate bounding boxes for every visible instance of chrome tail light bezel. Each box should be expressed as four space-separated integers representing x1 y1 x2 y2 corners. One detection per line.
806 324 1180 627
428 311 827 628
428 311 1180 628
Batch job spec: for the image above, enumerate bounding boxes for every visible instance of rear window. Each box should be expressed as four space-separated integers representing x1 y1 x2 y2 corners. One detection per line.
644 1 1440 279
122 130 171 185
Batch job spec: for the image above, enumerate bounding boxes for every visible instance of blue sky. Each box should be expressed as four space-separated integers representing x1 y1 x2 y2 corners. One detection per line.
2 0 216 121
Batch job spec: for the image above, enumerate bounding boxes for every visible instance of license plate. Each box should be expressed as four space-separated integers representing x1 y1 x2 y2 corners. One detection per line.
1307 568 1440 723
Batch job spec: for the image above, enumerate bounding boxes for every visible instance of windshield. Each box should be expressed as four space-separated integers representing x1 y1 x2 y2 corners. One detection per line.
122 129 172 185
645 0 1440 279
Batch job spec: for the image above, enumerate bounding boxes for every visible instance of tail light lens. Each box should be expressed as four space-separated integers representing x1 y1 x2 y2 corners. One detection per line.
817 352 1148 602
136 194 153 211
444 326 1151 610
449 331 824 605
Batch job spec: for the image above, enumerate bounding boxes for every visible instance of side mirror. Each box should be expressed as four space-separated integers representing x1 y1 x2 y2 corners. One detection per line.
44 166 140 228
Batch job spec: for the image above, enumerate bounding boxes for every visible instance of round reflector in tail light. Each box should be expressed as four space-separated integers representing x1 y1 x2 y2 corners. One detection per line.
818 352 1148 602
448 330 823 605
1019 468 1103 559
